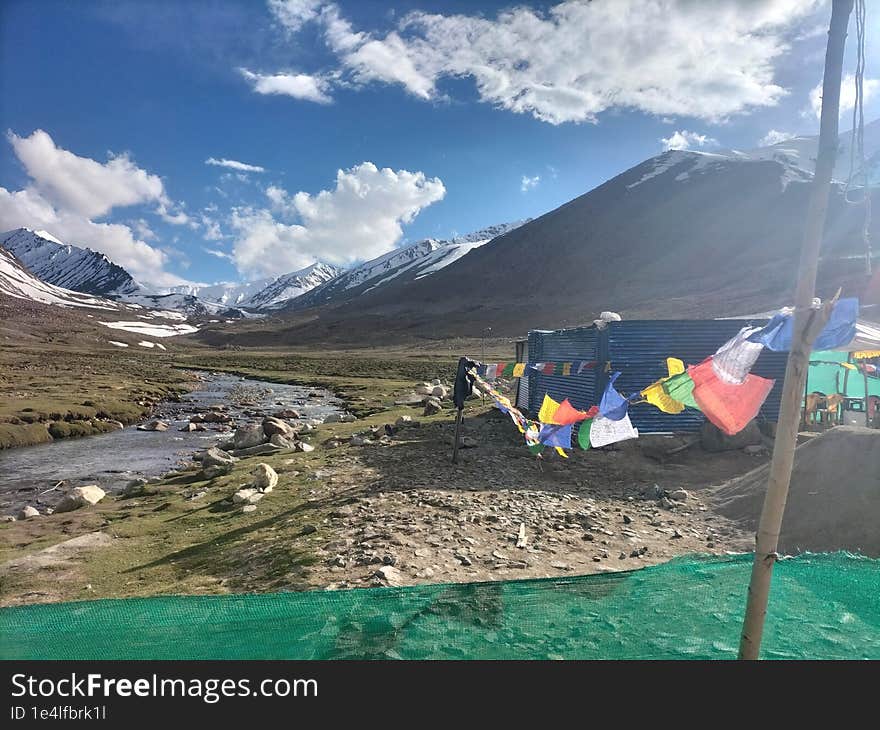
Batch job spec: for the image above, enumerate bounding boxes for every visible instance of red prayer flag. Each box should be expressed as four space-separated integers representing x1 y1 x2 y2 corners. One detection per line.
551 398 591 425
541 362 555 374
689 358 774 436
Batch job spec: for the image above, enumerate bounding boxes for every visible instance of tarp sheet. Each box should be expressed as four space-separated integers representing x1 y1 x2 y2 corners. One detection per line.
1 553 877 660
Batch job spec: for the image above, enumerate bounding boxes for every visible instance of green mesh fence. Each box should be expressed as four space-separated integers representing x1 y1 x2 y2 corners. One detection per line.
2 553 878 660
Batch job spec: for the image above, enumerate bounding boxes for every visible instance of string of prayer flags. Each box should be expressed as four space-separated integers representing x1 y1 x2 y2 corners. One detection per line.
476 360 599 379
747 297 859 352
688 358 775 436
599 371 629 421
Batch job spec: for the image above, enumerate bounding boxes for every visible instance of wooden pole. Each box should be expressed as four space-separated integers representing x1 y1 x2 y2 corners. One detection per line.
864 365 871 427
451 407 464 464
738 0 855 660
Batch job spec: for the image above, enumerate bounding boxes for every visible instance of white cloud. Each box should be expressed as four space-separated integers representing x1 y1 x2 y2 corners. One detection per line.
206 157 267 173
661 130 718 151
0 130 188 286
239 68 333 104
808 74 879 120
759 129 797 146
202 247 235 261
131 218 157 241
7 129 165 218
230 161 445 277
263 0 821 125
200 213 225 241
268 0 323 33
520 175 541 192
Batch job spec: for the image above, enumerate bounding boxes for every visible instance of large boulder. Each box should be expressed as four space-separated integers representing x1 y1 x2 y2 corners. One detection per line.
232 488 264 505
55 485 106 513
200 447 237 478
269 433 296 449
431 385 448 399
423 397 442 416
262 416 294 438
700 420 763 452
251 463 278 492
273 408 301 419
233 423 266 450
18 505 40 520
415 383 433 396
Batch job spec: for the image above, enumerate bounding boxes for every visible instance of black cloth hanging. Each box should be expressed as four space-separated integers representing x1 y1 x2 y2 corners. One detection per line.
453 356 478 409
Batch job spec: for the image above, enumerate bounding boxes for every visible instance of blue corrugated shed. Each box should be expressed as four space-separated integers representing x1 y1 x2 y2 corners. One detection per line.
527 319 788 433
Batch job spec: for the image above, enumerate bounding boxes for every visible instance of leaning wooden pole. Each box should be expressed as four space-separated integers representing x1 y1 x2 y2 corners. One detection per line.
738 0 854 660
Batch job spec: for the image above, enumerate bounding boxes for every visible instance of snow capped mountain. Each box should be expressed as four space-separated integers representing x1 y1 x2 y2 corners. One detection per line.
0 244 199 337
166 278 274 308
0 228 141 297
289 222 526 310
0 245 125 310
741 118 880 184
244 262 341 309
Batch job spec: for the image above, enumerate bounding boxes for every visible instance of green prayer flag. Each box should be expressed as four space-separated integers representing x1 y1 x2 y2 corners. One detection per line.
501 362 516 378
528 443 545 455
662 372 699 410
577 419 593 450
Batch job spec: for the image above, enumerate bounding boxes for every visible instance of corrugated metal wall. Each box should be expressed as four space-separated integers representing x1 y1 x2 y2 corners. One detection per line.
526 320 788 433
528 326 600 414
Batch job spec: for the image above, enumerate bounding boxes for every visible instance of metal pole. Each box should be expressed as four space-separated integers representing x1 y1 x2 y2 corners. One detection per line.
452 407 464 464
738 0 855 660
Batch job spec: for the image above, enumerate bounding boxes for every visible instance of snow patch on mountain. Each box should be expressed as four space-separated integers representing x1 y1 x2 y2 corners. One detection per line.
245 262 341 309
99 320 199 337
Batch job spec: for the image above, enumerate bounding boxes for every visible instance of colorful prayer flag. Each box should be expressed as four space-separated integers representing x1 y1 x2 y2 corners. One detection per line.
749 297 859 352
538 423 573 449
599 371 628 421
662 371 700 410
513 363 526 378
501 362 515 377
712 326 764 384
689 358 775 436
577 419 593 450
589 413 639 447
552 398 593 425
538 394 562 424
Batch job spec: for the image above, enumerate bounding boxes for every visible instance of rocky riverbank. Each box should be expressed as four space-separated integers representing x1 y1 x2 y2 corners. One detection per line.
0 372 768 607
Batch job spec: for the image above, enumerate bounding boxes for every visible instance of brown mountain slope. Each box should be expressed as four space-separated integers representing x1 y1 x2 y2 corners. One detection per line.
197 150 879 347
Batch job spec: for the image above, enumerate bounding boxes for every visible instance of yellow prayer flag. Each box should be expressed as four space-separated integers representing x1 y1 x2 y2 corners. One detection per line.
641 381 686 414
562 362 572 376
538 394 561 424
666 357 685 376
840 362 857 371
555 447 569 458
513 363 526 378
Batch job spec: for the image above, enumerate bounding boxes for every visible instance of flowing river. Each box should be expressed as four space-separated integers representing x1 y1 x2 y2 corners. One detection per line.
0 372 344 513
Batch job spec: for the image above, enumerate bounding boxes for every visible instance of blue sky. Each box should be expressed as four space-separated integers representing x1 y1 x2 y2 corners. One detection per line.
1 0 878 287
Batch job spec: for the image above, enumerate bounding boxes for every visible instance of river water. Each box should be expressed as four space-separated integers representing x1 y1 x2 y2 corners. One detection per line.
0 372 344 513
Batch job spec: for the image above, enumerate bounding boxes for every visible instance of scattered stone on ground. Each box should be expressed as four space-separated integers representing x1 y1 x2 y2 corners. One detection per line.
137 420 168 432
54 485 106 513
